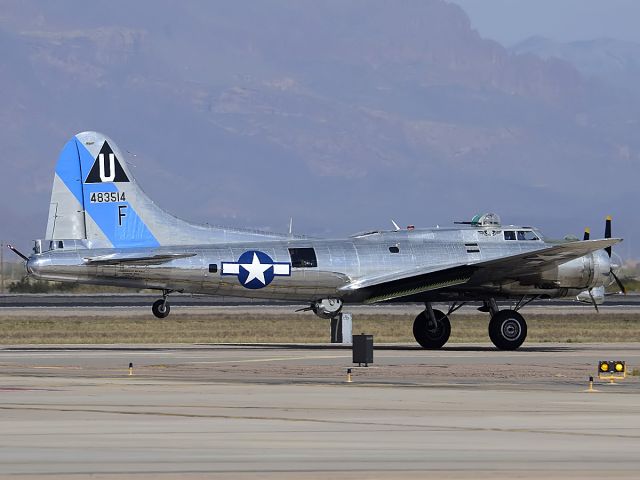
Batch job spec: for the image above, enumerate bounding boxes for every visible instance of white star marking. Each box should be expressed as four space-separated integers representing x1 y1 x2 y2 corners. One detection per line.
240 253 272 285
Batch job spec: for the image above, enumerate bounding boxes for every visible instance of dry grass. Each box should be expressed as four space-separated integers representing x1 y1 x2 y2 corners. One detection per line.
1 311 640 344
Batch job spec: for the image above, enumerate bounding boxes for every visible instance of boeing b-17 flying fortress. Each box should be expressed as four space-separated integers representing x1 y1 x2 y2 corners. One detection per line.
9 131 624 350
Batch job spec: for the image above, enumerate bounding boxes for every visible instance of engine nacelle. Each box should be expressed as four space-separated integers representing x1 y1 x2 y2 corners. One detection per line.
540 250 611 290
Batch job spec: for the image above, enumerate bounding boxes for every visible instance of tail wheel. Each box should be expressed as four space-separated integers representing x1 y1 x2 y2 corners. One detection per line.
488 310 527 350
152 299 170 319
413 309 451 349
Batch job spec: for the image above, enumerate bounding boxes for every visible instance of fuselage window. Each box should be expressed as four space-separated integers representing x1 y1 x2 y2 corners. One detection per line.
289 248 318 268
389 246 400 253
50 241 64 250
208 264 218 273
504 231 516 240
518 231 539 241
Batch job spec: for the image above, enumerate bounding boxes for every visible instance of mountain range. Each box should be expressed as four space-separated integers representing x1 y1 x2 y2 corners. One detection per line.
0 0 638 258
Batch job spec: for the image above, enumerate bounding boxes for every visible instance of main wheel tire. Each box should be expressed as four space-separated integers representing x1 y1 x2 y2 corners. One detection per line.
152 299 171 319
488 310 527 350
413 309 451 349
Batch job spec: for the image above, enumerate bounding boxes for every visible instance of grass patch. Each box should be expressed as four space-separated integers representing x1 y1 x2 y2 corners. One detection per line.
1 312 640 344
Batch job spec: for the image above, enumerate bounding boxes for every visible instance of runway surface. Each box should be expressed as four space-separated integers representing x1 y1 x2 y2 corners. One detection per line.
1 343 640 478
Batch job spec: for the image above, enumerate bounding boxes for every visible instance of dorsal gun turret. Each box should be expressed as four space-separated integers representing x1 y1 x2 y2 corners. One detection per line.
456 213 502 228
470 213 501 228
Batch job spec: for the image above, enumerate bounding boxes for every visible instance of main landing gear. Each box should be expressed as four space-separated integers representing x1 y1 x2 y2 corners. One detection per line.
483 298 528 350
151 290 173 319
413 297 534 350
413 304 451 349
488 310 527 350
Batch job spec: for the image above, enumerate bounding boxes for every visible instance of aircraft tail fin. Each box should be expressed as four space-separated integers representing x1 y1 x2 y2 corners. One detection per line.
45 131 289 248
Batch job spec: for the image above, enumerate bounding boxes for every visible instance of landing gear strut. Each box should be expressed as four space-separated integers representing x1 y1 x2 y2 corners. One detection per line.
413 303 451 349
152 290 172 319
412 298 532 350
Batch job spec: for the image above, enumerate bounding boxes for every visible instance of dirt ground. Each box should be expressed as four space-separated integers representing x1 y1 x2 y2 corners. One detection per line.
1 307 639 344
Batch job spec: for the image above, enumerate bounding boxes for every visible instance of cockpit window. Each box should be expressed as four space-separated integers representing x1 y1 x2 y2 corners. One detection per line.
518 231 539 241
504 230 538 241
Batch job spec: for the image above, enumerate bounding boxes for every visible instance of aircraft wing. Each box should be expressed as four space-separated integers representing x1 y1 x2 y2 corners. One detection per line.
83 252 197 265
339 238 621 303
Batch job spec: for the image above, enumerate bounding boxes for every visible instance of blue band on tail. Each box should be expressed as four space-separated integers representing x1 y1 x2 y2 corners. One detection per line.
54 137 160 248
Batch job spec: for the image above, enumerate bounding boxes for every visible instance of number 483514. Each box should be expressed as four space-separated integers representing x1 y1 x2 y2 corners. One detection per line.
90 192 126 203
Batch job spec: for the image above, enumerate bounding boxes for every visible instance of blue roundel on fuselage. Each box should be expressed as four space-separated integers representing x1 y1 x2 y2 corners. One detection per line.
221 250 292 289
238 250 275 289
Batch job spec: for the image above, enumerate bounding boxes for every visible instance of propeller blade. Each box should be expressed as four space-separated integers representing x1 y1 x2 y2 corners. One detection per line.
610 269 627 295
583 228 590 241
587 288 599 313
604 215 612 257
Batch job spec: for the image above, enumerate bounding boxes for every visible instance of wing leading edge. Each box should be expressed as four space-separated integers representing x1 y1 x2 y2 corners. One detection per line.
340 238 621 303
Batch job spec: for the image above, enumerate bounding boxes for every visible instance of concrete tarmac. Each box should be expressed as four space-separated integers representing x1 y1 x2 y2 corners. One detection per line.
1 343 640 478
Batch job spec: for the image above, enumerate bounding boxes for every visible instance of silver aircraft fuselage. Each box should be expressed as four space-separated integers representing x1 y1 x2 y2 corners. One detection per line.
27 225 611 304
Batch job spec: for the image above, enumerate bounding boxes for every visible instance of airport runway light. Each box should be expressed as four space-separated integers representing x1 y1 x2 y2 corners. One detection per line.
598 361 626 381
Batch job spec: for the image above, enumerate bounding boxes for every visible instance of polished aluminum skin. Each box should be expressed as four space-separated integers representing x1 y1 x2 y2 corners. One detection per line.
26 132 621 307
27 225 618 304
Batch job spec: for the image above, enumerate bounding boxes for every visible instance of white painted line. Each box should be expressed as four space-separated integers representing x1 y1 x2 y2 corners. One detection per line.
190 355 351 364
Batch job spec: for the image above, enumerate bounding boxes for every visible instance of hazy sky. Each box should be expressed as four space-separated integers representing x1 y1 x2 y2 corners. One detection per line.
2 1 640 258
451 0 640 45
